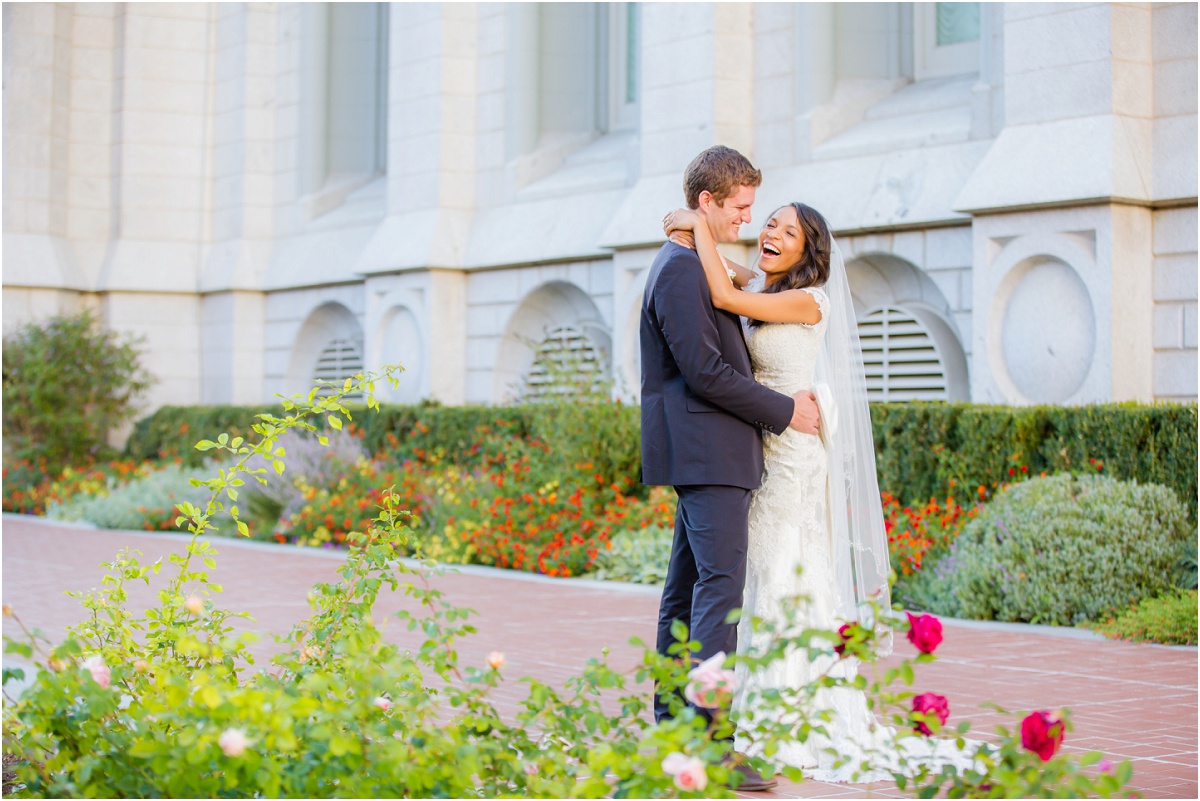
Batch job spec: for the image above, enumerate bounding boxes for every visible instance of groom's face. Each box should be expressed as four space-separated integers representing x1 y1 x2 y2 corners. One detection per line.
700 184 756 244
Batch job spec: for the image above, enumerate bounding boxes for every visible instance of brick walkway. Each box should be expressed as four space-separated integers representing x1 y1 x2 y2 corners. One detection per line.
3 515 1196 798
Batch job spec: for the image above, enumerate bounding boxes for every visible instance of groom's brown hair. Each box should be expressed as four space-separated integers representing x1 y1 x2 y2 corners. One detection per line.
683 145 762 209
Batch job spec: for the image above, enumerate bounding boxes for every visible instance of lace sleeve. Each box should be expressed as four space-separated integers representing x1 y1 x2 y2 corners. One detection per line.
798 286 830 327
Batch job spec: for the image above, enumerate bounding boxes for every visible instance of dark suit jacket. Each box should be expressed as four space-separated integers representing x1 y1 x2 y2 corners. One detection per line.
640 242 794 490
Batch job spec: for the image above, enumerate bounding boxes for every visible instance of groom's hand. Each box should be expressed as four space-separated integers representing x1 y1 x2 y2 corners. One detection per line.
788 390 820 435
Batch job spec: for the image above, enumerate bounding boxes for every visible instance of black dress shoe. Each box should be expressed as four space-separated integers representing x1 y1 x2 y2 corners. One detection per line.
722 754 779 792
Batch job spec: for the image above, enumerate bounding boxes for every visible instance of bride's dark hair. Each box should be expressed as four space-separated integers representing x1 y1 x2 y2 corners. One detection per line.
748 202 832 328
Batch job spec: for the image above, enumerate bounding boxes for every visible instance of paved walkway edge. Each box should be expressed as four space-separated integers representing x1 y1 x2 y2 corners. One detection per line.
6 513 1194 648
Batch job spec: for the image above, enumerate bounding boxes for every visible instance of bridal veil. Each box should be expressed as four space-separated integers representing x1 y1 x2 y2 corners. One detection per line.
814 239 894 655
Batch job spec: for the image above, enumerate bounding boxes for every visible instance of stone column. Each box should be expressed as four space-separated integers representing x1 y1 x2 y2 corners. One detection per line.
956 4 1173 404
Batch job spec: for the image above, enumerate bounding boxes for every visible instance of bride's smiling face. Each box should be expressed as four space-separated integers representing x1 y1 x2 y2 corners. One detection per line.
757 206 805 281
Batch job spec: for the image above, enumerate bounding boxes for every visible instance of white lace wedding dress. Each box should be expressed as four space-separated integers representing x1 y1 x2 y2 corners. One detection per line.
733 288 977 783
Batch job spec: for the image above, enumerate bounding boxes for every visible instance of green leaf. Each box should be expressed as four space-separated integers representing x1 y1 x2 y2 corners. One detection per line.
237 520 249 538
195 440 216 451
328 415 343 431
126 741 160 758
198 685 222 708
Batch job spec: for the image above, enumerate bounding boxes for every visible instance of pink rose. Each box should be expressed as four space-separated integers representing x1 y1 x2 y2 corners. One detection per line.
1021 710 1064 762
662 752 708 792
373 696 392 711
911 692 950 735
81 655 111 690
218 728 248 757
1097 758 1114 774
487 651 505 670
684 652 737 709
906 612 943 654
184 595 204 616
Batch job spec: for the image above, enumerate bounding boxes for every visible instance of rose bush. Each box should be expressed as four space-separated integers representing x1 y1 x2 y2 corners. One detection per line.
3 371 1137 799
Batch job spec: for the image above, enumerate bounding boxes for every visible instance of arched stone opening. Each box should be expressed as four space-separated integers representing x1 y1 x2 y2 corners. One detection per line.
493 280 611 402
845 253 969 401
287 302 365 398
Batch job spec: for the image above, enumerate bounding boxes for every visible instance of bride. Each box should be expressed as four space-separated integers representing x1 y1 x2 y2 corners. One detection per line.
664 202 971 783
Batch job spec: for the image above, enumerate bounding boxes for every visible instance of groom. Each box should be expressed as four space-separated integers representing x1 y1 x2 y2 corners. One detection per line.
640 146 819 779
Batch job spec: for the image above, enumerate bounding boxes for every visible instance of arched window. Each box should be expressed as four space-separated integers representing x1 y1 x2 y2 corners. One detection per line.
858 306 949 401
313 336 365 399
523 325 606 400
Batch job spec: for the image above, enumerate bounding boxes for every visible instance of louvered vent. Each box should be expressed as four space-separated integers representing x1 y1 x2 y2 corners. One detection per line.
524 325 605 401
313 337 365 399
858 306 947 402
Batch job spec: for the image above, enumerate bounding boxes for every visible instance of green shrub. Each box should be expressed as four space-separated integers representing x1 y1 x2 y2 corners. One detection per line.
1089 590 1198 646
3 311 153 467
586 525 674 584
124 403 287 466
45 462 218 532
937 474 1192 626
872 402 1197 522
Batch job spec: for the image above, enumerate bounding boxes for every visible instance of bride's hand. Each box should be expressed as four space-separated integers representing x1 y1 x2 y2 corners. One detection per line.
662 208 701 234
663 208 701 250
667 230 696 250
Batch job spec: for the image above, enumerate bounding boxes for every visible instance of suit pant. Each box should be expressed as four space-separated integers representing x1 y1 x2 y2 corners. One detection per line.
654 483 752 724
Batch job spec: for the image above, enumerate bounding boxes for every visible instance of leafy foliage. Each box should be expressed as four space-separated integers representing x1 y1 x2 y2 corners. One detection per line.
1089 589 1198 646
45 462 220 532
933 474 1192 626
3 311 153 467
586 525 675 585
2 458 151 516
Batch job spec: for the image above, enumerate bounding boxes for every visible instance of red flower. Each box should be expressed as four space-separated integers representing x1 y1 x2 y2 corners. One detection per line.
906 612 943 654
912 692 949 735
1021 710 1065 761
834 623 854 657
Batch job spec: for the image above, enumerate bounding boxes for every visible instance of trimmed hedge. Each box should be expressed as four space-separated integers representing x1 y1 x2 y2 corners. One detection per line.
126 401 1198 516
872 402 1197 519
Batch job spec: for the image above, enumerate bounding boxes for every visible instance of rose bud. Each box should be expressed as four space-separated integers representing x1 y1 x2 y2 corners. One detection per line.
486 651 505 670
834 623 854 657
47 656 65 672
662 752 708 792
81 655 111 690
373 696 392 711
906 612 944 654
1097 758 1114 774
218 728 248 757
134 659 150 674
184 595 204 615
1021 710 1065 761
2 604 13 617
684 652 738 709
911 692 950 735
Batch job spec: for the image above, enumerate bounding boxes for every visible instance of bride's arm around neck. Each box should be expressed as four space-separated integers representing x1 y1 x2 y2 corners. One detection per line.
690 224 823 326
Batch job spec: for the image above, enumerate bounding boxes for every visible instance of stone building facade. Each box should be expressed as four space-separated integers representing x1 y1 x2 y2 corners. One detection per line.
4 2 1197 412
